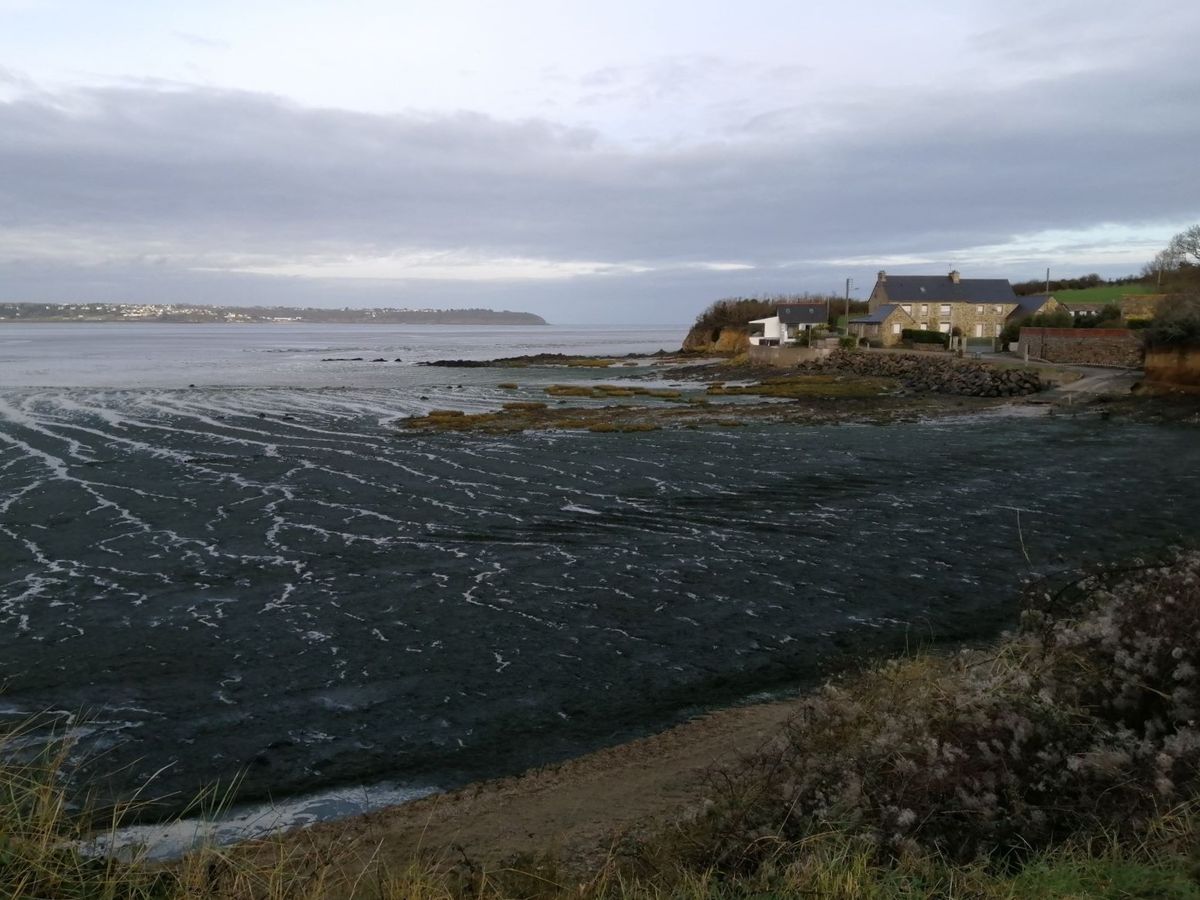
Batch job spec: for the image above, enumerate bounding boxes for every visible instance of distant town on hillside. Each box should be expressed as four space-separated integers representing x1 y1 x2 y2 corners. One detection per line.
0 302 547 325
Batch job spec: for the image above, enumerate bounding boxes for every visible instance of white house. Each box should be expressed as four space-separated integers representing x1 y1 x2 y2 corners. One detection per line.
747 302 828 346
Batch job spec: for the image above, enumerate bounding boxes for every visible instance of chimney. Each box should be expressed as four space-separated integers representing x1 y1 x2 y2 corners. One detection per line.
949 270 961 284
877 269 887 283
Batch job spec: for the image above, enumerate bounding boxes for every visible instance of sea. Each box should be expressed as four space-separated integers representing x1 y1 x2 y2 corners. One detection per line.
1 322 1198 855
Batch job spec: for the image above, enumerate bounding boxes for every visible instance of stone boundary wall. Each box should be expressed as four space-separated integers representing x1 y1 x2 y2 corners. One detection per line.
1145 347 1200 390
748 345 833 367
1017 327 1143 368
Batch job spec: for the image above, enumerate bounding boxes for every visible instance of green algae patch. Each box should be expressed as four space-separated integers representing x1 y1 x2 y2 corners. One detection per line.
497 382 519 389
502 401 548 411
564 358 614 367
707 374 893 399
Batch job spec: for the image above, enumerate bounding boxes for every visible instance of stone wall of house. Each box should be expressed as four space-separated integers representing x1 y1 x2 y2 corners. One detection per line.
1017 327 1143 367
1119 294 1167 320
1144 347 1200 389
748 345 833 367
886 302 1015 339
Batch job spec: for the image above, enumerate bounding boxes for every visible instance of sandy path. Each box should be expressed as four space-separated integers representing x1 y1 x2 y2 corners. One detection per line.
297 698 799 880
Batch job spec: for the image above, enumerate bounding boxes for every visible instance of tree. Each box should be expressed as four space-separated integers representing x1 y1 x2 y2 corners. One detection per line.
1168 225 1200 267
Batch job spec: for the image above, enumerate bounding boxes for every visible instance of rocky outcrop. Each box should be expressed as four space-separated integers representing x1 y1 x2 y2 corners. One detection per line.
682 325 750 354
794 350 1043 397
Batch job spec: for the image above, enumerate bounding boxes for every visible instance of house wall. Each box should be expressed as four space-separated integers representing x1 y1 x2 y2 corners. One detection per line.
1017 327 1143 368
889 301 1016 338
1119 294 1167 320
867 280 889 313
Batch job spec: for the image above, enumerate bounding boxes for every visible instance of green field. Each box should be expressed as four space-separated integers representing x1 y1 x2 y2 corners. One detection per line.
1049 283 1155 304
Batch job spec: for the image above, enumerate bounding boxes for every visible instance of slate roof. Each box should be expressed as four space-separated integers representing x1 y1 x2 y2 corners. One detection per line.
777 302 828 325
880 276 1016 303
849 304 900 324
1010 294 1055 320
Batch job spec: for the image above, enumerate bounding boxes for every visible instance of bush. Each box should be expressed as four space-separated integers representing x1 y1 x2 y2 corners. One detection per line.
838 336 857 350
901 329 948 346
1144 295 1200 348
691 550 1200 868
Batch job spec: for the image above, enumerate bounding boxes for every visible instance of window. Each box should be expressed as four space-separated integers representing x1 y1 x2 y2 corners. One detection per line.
995 323 1003 336
938 322 951 333
994 305 1003 314
892 323 902 335
920 304 929 316
976 305 983 315
974 323 983 337
900 304 912 314
939 304 951 316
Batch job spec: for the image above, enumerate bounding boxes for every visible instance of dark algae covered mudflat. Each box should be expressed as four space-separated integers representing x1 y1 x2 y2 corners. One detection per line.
2 384 1199 819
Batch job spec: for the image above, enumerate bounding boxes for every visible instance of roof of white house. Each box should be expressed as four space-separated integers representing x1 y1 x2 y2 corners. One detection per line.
778 303 827 325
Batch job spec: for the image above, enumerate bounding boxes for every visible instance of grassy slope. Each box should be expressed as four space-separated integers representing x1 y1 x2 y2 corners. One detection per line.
1052 283 1156 304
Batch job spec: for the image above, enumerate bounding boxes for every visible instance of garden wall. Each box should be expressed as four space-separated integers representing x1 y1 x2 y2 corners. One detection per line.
747 345 833 367
1016 327 1143 368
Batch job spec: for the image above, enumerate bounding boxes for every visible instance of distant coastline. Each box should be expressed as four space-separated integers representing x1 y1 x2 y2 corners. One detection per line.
0 302 547 326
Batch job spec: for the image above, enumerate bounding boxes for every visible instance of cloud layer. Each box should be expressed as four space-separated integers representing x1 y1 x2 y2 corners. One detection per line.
1 4 1197 322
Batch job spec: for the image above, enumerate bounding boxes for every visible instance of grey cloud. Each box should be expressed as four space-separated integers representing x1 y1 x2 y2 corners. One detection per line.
0 38 1196 321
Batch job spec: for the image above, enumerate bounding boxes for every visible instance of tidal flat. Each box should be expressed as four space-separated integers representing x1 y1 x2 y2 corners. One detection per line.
1 326 1199 844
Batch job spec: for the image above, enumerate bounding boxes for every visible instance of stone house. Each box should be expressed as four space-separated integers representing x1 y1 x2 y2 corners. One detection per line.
1010 294 1062 320
853 270 1020 346
847 304 915 345
1060 301 1107 320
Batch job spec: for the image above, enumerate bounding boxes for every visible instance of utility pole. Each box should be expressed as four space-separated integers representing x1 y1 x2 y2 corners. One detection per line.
1045 267 1050 294
844 277 854 334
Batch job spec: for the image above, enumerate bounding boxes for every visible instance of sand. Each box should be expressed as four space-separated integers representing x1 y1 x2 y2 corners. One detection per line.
293 696 800 879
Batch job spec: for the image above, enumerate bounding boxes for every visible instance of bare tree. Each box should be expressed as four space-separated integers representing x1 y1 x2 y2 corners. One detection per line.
1168 225 1200 266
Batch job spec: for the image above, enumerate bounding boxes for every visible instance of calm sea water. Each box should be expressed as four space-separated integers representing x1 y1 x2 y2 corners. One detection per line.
1 324 1198 850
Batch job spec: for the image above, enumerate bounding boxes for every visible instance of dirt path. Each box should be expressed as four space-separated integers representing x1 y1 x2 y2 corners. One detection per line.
295 698 799 881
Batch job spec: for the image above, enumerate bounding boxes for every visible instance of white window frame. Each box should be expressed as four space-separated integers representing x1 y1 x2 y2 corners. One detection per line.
974 323 983 337
939 304 951 317
892 322 902 335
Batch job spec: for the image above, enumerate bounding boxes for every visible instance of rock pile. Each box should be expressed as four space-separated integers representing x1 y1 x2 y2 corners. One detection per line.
795 350 1043 396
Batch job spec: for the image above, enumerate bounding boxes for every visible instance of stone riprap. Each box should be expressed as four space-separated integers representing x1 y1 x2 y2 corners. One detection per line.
792 350 1044 397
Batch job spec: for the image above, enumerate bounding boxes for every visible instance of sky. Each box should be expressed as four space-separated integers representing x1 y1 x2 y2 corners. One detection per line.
0 1 1197 323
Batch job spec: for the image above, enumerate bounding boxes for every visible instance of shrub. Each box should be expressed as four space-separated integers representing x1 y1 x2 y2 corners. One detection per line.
691 550 1200 868
1144 295 1200 348
838 336 857 350
901 329 948 346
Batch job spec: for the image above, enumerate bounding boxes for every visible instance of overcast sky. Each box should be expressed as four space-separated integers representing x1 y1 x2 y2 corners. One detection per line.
1 0 1196 323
